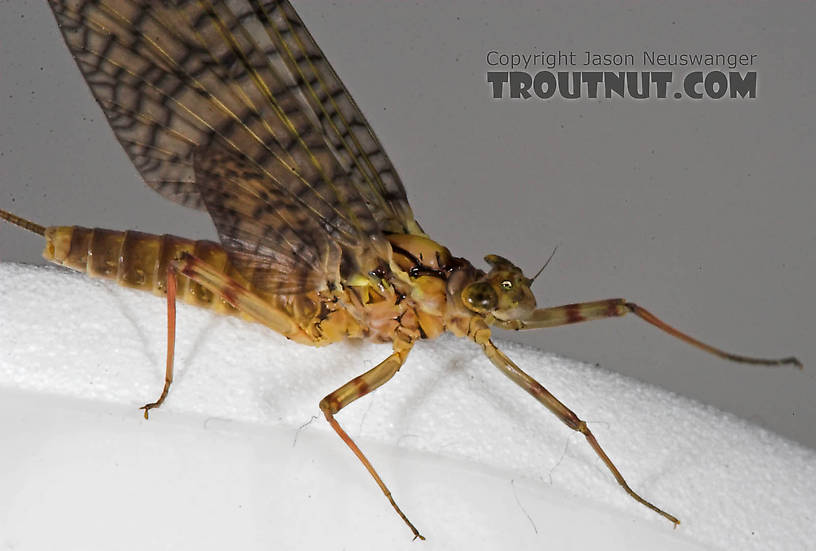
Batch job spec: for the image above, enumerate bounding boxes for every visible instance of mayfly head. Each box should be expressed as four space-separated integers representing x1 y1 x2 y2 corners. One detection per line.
460 254 537 321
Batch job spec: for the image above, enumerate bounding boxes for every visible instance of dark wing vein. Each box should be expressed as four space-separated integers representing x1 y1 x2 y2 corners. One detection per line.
63 0 362 243
48 0 419 293
247 0 422 234
193 142 342 294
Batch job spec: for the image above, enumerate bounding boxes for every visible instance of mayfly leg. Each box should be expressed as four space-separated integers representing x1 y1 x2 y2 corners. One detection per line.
139 252 313 418
471 326 680 525
495 298 801 368
139 262 179 418
319 339 425 540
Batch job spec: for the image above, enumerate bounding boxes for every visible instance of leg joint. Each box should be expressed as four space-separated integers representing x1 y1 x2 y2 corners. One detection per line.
564 415 588 433
319 397 338 415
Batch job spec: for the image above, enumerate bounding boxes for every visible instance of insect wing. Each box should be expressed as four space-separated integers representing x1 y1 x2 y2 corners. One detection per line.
258 0 422 235
47 0 420 291
192 142 346 294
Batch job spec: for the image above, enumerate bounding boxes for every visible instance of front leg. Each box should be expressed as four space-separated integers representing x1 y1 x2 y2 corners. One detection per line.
494 298 801 368
469 323 679 525
319 338 424 540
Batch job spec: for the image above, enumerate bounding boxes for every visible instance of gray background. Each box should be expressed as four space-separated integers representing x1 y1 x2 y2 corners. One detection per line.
1 1 813 448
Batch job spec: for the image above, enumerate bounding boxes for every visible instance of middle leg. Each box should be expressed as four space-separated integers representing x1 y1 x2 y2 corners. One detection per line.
319 338 425 540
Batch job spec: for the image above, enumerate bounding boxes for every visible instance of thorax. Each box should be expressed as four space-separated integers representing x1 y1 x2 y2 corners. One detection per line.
310 233 482 345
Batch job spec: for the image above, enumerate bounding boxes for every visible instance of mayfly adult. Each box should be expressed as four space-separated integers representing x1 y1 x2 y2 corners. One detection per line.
0 0 801 540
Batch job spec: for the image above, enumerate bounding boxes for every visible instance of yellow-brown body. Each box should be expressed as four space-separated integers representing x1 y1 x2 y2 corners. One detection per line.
42 225 480 348
0 212 797 538
0 0 802 540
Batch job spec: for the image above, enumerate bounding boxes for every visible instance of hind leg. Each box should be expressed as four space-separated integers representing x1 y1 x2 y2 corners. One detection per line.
140 252 312 418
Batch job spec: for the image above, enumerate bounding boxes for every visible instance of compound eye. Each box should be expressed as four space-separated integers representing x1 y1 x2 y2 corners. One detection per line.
462 282 498 313
500 280 513 290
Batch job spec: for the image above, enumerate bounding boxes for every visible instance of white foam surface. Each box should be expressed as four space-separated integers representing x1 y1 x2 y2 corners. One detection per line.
0 263 813 550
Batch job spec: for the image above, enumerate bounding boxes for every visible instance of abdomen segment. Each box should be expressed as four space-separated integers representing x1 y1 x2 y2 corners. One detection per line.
43 225 240 314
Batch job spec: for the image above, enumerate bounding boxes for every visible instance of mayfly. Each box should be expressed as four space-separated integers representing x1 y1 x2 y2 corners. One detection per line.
0 0 801 540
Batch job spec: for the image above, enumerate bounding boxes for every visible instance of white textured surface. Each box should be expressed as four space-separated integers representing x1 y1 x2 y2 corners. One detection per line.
0 262 813 550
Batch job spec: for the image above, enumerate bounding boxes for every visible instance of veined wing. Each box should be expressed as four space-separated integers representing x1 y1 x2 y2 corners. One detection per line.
252 0 421 235
193 142 349 294
47 0 421 292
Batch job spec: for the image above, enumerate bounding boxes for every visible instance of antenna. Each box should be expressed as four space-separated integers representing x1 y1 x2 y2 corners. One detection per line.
529 245 559 285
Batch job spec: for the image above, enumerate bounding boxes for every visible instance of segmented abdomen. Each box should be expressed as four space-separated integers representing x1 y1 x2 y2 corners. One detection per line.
43 226 241 315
